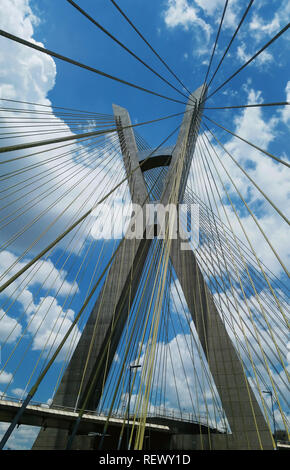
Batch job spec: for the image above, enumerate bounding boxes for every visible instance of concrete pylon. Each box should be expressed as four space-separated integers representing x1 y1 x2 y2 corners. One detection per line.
33 85 274 450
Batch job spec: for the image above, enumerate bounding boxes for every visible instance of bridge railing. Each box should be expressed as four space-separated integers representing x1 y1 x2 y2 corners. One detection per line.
0 395 224 430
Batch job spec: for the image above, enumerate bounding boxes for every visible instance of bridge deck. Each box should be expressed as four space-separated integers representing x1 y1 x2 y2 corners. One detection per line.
0 399 170 436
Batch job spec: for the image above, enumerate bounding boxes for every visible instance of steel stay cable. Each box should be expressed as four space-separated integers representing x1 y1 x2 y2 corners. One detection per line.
0 29 188 107
185 187 290 295
73 208 128 411
98 121 189 449
201 123 289 278
194 243 289 432
198 131 289 331
0 142 120 252
193 245 284 440
169 264 230 432
183 199 288 381
134 110 194 449
0 143 117 225
0 97 114 117
112 245 161 432
0 135 120 205
107 241 164 449
69 129 185 448
189 143 281 444
0 109 187 157
0 122 182 449
134 228 173 448
0 110 114 120
109 0 193 96
193 237 289 389
189 206 289 338
150 278 174 420
52 182 131 402
192 140 261 442
0 170 121 336
0 134 112 183
0 123 180 294
194 138 289 360
189 172 288 360
206 0 254 89
196 136 290 428
0 146 122 295
0 116 113 125
70 200 170 448
199 128 289 317
110 173 171 445
0 124 116 139
205 23 290 102
67 0 193 104
203 0 229 87
204 114 290 170
191 233 274 448
0 189 137 450
99 245 157 421
194 209 289 332
167 294 214 427
0 141 120 317
0 136 120 224
184 180 288 412
195 237 289 392
0 156 125 381
24 164 127 395
72 133 130 408
203 102 290 110
195 252 289 418
189 139 253 437
191 199 234 447
185 187 290 300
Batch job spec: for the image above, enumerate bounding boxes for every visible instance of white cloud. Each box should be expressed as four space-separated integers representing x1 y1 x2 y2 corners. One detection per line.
200 84 290 277
0 370 13 384
237 42 273 66
194 0 225 16
163 0 212 53
0 310 22 343
26 295 81 361
249 13 281 40
11 387 26 398
0 0 126 258
0 0 56 104
0 422 39 450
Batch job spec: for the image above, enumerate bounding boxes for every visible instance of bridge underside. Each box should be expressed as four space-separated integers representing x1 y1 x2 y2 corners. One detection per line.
0 398 228 450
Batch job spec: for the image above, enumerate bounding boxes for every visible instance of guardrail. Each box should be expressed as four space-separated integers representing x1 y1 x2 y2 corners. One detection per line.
0 395 223 430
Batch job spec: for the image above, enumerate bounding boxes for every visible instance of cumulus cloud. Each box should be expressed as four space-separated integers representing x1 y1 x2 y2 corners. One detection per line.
162 0 240 58
26 295 81 361
0 0 56 104
163 0 212 56
199 83 290 277
0 310 22 344
249 13 281 41
0 0 126 258
0 370 13 384
0 422 39 450
237 42 273 66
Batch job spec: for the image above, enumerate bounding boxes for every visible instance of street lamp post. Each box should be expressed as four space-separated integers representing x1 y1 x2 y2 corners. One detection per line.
127 364 141 450
262 390 276 447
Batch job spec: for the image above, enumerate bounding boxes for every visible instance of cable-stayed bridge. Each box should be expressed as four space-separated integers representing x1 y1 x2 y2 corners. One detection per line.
0 0 289 451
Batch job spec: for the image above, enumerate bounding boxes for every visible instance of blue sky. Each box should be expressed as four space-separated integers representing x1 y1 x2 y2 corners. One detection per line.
0 0 289 449
28 0 290 148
